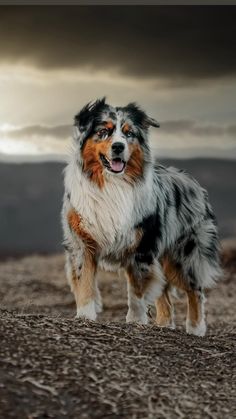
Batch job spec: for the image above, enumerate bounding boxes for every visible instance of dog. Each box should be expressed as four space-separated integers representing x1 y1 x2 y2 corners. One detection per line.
62 98 221 336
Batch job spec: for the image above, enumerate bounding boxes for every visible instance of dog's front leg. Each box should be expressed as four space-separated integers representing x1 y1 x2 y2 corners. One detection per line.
66 209 98 321
73 250 97 321
65 244 99 320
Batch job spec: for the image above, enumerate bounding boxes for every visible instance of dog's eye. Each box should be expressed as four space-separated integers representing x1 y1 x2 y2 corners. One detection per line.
97 129 109 139
126 130 134 138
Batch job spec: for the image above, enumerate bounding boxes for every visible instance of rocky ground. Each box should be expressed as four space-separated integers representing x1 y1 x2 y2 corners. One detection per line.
0 244 235 418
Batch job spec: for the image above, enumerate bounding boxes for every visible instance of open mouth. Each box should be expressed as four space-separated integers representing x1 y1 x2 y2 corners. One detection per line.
100 154 126 173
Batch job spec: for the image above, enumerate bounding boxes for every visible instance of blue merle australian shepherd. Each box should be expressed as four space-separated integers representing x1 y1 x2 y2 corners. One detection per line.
62 98 221 336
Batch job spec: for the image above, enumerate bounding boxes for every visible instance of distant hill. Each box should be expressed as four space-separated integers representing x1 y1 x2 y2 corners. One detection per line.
0 158 235 255
0 161 64 256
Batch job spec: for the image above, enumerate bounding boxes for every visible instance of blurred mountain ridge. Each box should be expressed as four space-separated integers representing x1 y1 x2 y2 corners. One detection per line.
0 158 235 256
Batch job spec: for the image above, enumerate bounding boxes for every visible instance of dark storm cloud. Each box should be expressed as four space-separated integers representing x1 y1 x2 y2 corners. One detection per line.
0 6 236 82
162 120 236 137
5 121 236 141
5 125 72 139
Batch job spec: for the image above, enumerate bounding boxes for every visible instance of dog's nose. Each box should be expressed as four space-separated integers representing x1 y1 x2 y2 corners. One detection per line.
112 142 125 154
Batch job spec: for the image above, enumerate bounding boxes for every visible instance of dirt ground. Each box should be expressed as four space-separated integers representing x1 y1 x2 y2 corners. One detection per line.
0 244 235 418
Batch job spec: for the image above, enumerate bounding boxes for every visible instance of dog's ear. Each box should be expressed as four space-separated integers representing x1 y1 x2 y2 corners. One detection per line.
145 116 160 128
125 102 160 129
74 97 106 138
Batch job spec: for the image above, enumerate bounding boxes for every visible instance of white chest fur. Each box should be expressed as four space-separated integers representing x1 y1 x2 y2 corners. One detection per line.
65 160 139 253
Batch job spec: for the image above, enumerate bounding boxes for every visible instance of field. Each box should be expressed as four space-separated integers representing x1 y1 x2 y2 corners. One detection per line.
0 245 236 418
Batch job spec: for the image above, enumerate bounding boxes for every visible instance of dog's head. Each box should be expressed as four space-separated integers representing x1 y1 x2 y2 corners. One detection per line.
74 98 159 187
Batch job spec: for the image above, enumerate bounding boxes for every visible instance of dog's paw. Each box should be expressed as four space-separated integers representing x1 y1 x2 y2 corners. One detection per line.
156 319 176 330
76 301 97 321
126 309 148 325
186 319 206 337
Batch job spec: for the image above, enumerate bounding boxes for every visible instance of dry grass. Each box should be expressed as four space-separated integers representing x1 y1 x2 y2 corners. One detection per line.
0 248 236 418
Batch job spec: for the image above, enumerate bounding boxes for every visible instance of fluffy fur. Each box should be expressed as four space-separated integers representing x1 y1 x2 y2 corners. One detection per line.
62 98 222 336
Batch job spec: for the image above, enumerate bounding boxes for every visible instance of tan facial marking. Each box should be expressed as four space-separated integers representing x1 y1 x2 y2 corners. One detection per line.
122 123 131 134
125 143 144 183
104 121 114 130
82 138 112 188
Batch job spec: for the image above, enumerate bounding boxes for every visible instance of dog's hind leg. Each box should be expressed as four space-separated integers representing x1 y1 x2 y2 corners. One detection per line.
162 253 208 336
155 285 175 329
186 289 206 337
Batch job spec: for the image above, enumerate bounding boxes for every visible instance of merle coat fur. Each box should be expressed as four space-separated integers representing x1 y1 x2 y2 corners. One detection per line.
62 98 221 336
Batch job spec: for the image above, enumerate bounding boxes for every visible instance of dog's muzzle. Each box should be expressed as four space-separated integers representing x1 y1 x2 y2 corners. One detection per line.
100 142 126 174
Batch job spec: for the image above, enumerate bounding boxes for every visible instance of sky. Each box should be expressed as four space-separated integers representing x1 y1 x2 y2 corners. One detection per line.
0 5 236 160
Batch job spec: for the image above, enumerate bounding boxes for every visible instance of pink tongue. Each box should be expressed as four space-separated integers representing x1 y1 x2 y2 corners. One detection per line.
111 159 125 172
